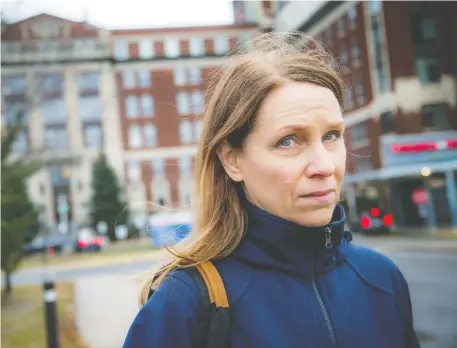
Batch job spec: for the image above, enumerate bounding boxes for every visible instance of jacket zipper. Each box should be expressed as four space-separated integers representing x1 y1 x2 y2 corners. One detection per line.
311 225 337 347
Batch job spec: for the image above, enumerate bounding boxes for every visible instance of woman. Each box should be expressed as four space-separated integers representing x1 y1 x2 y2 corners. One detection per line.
123 33 419 348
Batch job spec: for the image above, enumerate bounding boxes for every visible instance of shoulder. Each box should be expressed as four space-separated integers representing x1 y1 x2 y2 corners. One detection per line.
123 271 203 348
344 243 409 299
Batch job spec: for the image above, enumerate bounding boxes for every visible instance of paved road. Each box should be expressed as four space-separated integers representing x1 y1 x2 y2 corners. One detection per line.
389 252 457 348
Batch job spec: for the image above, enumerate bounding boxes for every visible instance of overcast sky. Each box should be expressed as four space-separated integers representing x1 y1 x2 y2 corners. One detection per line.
2 0 234 28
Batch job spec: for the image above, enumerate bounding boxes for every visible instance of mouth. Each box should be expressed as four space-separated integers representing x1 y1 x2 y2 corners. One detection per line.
301 189 335 198
300 189 335 204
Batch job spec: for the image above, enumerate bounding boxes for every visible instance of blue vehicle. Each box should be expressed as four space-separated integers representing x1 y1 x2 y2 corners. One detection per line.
148 212 193 248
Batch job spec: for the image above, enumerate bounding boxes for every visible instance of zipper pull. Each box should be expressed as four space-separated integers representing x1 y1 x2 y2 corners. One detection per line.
325 226 332 249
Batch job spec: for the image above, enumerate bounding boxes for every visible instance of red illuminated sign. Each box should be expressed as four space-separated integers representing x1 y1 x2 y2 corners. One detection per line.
391 139 457 154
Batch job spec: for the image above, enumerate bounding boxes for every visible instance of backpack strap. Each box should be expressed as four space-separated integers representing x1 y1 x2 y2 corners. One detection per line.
147 261 230 348
195 261 230 348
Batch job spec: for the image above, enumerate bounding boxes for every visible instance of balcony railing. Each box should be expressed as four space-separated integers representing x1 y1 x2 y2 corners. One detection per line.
1 40 110 64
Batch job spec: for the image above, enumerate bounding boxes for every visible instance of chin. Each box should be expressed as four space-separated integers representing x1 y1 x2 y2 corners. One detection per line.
293 205 336 227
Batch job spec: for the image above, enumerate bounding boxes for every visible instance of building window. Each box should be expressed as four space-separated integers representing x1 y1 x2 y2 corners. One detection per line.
83 123 103 149
179 120 193 144
39 74 63 95
369 0 382 16
152 158 165 176
350 122 368 146
4 101 27 125
325 28 333 45
189 37 204 56
42 99 66 124
194 119 203 141
421 19 436 41
126 96 139 118
411 14 437 45
340 44 348 65
138 70 151 88
174 67 201 86
351 40 360 64
174 67 186 86
189 67 201 85
123 71 136 89
79 95 101 121
355 74 365 105
143 124 157 146
44 126 68 149
337 17 345 37
214 36 228 55
348 4 357 29
140 94 154 117
191 91 205 114
78 72 99 92
139 40 154 59
128 124 143 148
165 38 180 58
380 111 394 134
176 92 190 115
11 129 29 154
127 160 141 181
355 155 373 172
345 85 354 110
179 156 192 175
421 104 450 130
114 41 128 61
415 58 441 83
2 75 26 95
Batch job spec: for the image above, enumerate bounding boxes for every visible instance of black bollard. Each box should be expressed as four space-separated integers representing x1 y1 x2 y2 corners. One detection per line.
43 279 59 348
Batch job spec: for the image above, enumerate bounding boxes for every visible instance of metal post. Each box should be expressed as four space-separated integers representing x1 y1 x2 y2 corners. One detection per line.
445 170 457 227
43 278 59 348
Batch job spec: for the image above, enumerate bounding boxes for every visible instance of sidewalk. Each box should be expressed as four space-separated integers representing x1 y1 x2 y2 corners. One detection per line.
75 274 142 348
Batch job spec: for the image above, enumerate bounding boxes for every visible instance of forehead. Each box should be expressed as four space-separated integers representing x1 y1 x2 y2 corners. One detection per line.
255 81 342 128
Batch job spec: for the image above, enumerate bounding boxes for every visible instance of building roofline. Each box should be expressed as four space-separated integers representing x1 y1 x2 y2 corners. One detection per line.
110 23 258 35
297 1 344 33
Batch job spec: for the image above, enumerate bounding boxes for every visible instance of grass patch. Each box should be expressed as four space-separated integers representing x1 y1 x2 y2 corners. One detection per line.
1 282 88 348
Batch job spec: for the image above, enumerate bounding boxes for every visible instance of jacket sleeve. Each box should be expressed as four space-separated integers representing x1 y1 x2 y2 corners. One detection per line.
396 270 420 348
123 274 202 348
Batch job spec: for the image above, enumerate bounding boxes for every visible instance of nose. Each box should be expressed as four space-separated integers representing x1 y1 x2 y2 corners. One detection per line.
303 144 335 178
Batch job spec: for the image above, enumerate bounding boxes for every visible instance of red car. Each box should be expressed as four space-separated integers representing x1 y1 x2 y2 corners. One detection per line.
75 228 104 252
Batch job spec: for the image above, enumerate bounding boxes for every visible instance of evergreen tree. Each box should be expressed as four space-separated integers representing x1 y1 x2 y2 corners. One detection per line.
1 115 41 295
89 154 129 241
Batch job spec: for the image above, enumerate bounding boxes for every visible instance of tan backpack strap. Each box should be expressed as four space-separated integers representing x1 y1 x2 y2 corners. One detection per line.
195 261 229 308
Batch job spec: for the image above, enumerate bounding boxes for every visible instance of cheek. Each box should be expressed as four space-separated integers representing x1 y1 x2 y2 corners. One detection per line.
247 157 299 189
333 147 346 185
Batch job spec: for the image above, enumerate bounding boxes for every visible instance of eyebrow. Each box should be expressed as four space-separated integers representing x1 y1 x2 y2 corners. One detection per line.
278 120 345 132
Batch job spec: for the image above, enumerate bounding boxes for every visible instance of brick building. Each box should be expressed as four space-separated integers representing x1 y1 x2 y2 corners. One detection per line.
274 1 457 230
110 24 258 221
1 11 261 230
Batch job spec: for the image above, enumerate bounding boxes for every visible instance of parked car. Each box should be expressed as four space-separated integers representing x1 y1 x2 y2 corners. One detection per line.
23 233 73 256
352 208 393 235
75 227 104 252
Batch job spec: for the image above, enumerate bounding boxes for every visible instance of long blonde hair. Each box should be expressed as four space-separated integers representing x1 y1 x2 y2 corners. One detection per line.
139 32 345 306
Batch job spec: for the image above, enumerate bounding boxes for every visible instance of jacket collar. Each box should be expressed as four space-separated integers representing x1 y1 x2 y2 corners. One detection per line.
232 200 352 277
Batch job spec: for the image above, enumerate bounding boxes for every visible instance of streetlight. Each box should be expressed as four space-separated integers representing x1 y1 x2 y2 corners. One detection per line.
421 167 432 177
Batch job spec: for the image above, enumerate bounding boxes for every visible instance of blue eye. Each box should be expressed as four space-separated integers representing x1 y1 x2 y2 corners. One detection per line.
323 131 341 142
277 136 296 148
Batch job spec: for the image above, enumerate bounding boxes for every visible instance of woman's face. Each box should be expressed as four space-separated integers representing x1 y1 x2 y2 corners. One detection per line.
220 81 346 227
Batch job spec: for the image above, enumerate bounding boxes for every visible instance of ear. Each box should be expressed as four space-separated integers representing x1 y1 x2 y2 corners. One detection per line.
216 141 244 182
